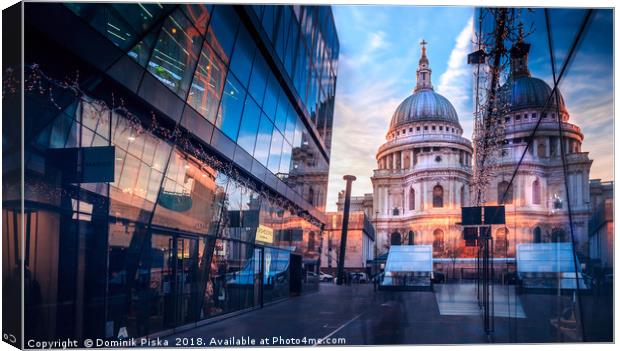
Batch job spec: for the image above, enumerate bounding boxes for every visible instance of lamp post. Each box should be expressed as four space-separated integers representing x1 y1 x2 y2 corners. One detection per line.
337 175 356 285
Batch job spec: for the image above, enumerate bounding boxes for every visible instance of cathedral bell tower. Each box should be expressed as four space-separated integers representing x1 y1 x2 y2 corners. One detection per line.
510 24 531 78
415 39 433 92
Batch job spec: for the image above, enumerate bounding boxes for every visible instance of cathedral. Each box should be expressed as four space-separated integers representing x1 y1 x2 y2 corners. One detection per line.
364 38 592 259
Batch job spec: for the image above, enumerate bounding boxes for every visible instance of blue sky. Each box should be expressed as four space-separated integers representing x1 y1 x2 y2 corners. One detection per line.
325 7 613 211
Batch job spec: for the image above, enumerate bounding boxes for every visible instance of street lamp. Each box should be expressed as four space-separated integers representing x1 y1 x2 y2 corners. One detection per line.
337 175 356 285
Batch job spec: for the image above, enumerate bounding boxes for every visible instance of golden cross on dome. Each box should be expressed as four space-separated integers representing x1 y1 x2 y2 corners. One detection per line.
420 39 428 55
420 39 427 47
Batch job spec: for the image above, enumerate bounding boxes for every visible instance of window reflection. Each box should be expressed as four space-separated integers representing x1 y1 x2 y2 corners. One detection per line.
229 25 256 86
181 4 212 35
236 96 261 153
216 75 246 141
151 150 227 235
248 53 269 104
206 6 240 64
66 3 167 51
187 43 227 123
254 114 273 165
267 129 284 174
147 9 202 97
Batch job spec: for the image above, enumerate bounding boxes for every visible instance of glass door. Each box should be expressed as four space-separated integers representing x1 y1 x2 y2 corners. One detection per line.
149 232 199 331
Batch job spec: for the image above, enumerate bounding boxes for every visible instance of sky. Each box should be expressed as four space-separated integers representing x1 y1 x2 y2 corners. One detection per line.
325 6 613 211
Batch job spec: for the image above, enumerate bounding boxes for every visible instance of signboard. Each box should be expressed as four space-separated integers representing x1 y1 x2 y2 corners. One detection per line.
461 206 505 225
255 225 274 244
47 146 115 183
483 206 505 225
461 206 482 225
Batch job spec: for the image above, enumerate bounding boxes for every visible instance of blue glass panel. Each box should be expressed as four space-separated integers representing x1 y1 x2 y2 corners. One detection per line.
267 130 284 174
253 114 273 165
146 9 203 97
284 106 296 143
262 72 279 120
206 5 240 63
237 96 261 153
274 91 288 132
248 53 269 104
216 74 247 140
279 141 292 174
229 25 256 87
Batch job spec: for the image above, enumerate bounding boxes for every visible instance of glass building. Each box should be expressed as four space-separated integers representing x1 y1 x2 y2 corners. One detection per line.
3 2 339 342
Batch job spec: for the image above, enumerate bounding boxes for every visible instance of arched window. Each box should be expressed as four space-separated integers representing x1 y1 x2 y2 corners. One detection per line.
433 185 444 208
497 181 513 204
533 227 542 243
495 227 509 253
391 232 402 246
308 187 315 206
409 188 415 210
460 185 465 207
532 179 541 205
552 228 566 242
537 141 547 158
308 231 316 251
408 230 415 245
433 229 444 253
392 207 399 216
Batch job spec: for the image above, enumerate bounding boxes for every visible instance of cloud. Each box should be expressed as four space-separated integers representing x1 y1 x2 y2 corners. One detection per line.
436 16 474 138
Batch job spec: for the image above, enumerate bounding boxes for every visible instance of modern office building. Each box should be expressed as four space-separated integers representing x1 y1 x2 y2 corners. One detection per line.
3 2 339 342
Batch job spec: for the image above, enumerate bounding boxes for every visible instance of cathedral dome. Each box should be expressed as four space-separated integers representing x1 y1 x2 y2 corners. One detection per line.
389 40 460 131
501 75 568 114
390 90 460 130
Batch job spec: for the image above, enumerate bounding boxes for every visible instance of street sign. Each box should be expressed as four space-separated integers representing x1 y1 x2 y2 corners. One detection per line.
483 206 506 225
462 206 483 225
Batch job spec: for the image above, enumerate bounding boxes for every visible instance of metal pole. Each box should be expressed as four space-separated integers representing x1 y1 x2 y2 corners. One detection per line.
337 175 357 285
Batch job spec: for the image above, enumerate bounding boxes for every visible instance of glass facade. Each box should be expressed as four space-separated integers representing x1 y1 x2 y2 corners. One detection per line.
4 2 338 342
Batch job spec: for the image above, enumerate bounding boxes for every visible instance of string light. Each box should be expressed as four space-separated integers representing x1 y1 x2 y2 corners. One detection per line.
4 63 323 228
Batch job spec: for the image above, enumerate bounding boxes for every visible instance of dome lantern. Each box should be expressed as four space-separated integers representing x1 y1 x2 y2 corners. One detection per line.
415 39 433 92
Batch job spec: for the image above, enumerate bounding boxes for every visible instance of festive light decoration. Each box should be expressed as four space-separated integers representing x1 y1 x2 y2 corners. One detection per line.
3 63 323 228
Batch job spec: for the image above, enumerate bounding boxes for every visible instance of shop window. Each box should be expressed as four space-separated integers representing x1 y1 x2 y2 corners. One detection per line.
147 9 203 98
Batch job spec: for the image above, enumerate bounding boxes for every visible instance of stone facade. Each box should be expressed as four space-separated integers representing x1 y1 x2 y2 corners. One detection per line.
365 39 594 259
